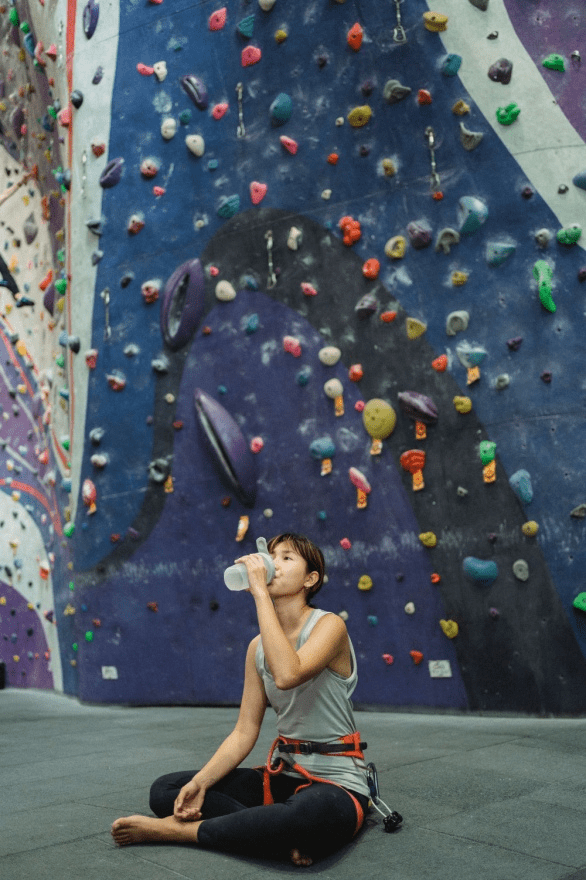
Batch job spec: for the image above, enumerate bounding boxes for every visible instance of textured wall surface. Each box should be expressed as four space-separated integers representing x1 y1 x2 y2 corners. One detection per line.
1 0 585 713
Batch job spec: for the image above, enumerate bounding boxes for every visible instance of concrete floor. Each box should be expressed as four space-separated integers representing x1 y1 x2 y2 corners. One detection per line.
1 689 585 880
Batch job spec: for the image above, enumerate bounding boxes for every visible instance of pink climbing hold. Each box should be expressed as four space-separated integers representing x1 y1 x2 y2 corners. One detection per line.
242 46 262 67
250 436 264 453
301 282 317 297
340 537 352 550
153 185 166 196
58 106 71 127
283 335 302 357
280 135 298 155
212 102 229 119
137 63 154 76
46 43 58 61
250 181 268 205
209 7 227 30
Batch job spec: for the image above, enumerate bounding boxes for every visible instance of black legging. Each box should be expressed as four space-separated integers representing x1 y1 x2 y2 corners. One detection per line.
150 767 369 861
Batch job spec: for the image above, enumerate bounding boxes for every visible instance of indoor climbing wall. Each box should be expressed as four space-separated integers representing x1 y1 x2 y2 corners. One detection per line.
1 0 586 714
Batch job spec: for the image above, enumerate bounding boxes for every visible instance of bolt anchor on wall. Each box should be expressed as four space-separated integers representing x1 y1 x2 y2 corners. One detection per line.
100 287 111 340
265 230 277 289
425 126 441 191
392 0 407 44
236 82 245 138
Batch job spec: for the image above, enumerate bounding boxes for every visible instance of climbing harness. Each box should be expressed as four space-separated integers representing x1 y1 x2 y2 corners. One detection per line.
260 734 403 835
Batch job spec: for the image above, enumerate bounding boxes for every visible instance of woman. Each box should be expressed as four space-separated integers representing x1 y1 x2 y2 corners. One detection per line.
111 532 370 866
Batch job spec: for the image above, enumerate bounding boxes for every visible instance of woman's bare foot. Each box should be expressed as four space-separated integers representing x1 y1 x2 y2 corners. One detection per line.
290 848 313 867
111 814 202 847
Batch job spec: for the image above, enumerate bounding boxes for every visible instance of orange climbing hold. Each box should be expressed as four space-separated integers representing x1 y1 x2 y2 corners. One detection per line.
380 310 397 323
362 258 380 279
327 152 339 164
400 449 426 491
418 89 432 105
348 364 364 382
410 650 424 665
338 215 361 246
347 22 363 51
432 354 448 372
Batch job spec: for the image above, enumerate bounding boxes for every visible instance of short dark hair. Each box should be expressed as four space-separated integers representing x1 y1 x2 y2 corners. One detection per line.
267 533 325 604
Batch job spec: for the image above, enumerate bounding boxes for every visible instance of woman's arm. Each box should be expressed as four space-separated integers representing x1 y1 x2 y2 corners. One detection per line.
254 596 349 690
174 636 267 820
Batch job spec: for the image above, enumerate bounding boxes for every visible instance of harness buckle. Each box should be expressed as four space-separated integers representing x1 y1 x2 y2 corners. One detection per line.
297 742 313 755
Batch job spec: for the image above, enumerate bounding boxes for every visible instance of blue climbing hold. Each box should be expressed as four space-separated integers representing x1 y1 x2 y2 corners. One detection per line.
462 557 499 586
270 93 293 126
458 196 488 235
572 169 586 191
509 469 533 504
217 194 240 219
486 241 516 267
237 14 255 38
245 313 259 334
296 366 312 386
83 0 99 39
442 54 462 76
310 437 336 461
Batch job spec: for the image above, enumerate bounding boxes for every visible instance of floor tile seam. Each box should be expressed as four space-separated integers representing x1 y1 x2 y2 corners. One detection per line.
0 830 112 859
416 825 580 869
93 838 197 880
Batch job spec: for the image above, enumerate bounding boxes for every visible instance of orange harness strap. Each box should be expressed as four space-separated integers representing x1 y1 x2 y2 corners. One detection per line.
261 735 366 838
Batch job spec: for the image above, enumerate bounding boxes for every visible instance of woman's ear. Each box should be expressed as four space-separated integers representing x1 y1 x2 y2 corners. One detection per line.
304 571 319 590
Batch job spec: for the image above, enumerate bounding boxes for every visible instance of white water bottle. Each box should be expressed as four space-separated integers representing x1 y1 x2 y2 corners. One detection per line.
224 537 275 591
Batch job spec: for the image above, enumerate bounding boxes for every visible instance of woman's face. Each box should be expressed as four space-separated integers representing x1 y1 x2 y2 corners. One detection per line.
269 541 316 599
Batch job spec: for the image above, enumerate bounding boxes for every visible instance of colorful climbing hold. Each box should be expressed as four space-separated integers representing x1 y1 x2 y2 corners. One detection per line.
280 135 298 154
401 449 426 491
533 260 555 312
347 105 372 127
462 557 498 585
209 7 227 30
521 521 539 537
488 58 513 84
419 532 437 548
270 92 292 125
347 22 363 51
542 53 565 72
556 225 582 246
358 575 373 592
249 181 267 204
406 317 427 340
242 46 262 66
432 354 448 372
496 103 521 125
440 619 458 639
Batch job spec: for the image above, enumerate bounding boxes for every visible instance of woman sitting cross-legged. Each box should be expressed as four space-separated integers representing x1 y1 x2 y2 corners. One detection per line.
111 532 371 866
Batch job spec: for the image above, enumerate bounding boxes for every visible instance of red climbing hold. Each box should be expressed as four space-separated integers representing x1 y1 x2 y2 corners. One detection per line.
137 63 154 76
280 135 298 155
410 650 424 665
382 653 394 665
327 152 339 165
209 7 227 30
362 258 380 279
338 215 361 246
347 22 363 51
432 354 448 372
212 102 229 119
242 46 262 67
380 310 397 323
250 181 268 205
418 89 433 105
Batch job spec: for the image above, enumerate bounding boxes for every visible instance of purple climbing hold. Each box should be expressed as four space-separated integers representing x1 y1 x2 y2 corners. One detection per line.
398 391 438 425
407 221 432 249
194 388 257 507
99 157 124 188
92 66 104 84
180 75 209 110
83 0 99 38
354 292 378 319
160 258 205 350
42 283 56 316
488 58 513 84
506 336 523 351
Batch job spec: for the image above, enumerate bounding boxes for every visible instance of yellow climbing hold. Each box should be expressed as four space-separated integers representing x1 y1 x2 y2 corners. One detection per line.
440 619 459 639
347 105 372 128
453 396 472 414
423 11 448 32
406 317 427 340
274 29 288 43
419 531 437 547
358 575 373 592
382 158 396 177
451 271 468 286
385 235 406 259
522 520 539 537
16 341 27 357
452 99 470 116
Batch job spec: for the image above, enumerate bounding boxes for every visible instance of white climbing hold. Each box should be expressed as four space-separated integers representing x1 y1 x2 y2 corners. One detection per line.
318 346 342 366
153 61 167 82
161 118 177 140
186 134 205 156
215 280 236 301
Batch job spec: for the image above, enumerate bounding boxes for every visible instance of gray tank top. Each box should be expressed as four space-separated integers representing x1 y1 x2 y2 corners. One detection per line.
255 608 370 798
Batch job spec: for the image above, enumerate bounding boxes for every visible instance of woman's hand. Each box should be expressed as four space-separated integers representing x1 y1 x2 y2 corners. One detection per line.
233 553 269 598
174 778 206 821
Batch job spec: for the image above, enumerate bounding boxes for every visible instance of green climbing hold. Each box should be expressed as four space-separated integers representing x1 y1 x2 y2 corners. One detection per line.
19 20 30 34
556 225 582 246
543 54 565 72
237 14 255 39
217 194 240 219
55 278 68 294
9 7 19 26
55 354 65 368
85 631 94 642
64 522 75 538
496 103 520 125
573 593 586 612
270 92 292 126
533 260 555 312
479 440 496 465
